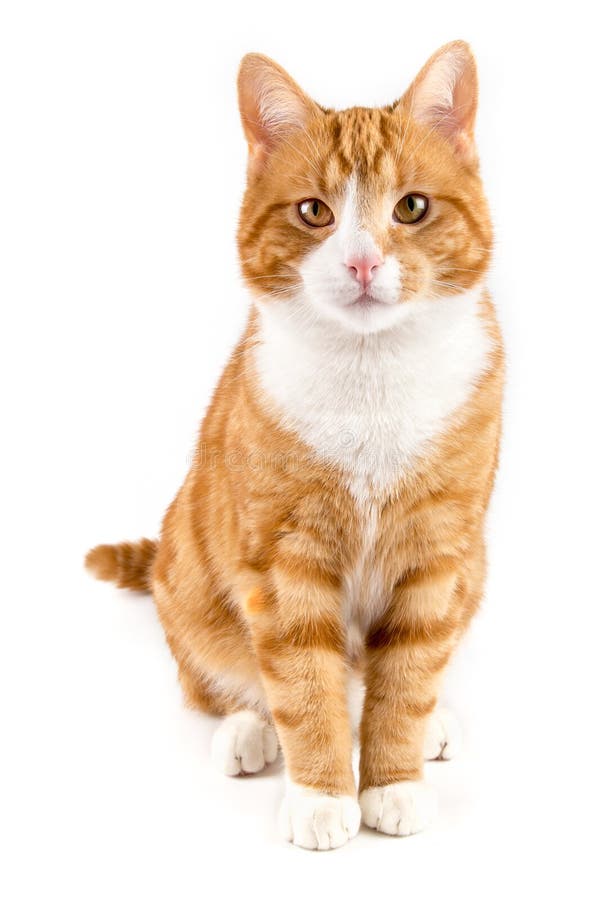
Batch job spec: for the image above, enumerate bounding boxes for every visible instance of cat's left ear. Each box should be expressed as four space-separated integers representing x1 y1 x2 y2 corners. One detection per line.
237 54 319 172
399 41 479 165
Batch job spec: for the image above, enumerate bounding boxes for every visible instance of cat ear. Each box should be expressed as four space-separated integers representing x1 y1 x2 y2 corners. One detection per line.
237 54 319 170
401 41 479 165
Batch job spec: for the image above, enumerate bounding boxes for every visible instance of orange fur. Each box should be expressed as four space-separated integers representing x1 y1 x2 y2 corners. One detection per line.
86 42 504 846
85 539 157 592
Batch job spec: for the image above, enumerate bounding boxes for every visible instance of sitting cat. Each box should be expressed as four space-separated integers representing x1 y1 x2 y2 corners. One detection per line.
87 41 504 850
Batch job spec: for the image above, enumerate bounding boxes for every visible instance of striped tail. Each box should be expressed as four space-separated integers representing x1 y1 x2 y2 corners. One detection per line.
85 538 157 592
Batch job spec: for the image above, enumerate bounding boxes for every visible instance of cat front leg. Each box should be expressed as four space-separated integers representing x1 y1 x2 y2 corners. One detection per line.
242 569 360 850
358 559 463 836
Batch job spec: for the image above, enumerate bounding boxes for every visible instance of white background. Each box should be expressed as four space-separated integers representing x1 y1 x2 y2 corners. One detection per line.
1 1 599 897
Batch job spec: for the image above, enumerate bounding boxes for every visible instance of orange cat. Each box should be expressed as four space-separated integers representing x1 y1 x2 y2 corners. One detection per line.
87 41 504 850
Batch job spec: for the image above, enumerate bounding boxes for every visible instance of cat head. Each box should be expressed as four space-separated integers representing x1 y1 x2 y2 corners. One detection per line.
237 42 492 335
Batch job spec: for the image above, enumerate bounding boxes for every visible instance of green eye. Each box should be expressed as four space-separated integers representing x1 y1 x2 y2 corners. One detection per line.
298 198 334 227
393 193 429 224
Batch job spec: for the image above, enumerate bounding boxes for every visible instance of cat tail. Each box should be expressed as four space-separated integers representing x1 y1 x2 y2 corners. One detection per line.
85 538 157 593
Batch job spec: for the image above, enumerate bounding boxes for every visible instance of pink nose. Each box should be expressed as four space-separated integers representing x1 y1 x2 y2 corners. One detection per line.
346 253 382 290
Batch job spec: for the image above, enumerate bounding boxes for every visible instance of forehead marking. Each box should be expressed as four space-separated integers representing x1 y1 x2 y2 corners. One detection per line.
323 110 400 197
338 173 382 259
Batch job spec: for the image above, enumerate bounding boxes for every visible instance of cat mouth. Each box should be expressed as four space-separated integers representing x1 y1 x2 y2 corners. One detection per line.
349 292 387 309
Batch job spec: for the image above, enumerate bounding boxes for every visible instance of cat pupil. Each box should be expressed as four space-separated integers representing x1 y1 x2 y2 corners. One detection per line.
312 201 319 217
408 196 415 212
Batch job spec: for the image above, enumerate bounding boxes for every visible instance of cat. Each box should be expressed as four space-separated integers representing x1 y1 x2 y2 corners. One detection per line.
86 40 504 850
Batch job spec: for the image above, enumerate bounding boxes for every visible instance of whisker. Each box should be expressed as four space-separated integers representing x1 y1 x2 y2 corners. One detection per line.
243 273 299 282
441 266 491 274
430 279 466 291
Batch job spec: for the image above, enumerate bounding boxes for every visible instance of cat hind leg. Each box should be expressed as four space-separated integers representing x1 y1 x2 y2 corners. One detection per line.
423 707 462 761
211 709 279 776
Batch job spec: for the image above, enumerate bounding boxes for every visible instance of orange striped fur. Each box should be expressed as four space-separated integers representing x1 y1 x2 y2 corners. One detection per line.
87 42 503 849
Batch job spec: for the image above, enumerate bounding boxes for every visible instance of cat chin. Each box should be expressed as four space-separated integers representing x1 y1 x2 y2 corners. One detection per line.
255 291 407 337
311 297 410 336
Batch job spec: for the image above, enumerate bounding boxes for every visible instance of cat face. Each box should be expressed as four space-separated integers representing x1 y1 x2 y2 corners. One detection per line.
237 43 492 335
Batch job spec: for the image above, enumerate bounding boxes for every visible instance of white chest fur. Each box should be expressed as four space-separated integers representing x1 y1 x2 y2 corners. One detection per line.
253 285 493 650
253 285 492 499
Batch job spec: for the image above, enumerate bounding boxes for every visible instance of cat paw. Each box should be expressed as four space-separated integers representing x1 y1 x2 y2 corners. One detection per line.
279 782 361 850
211 709 278 776
423 707 462 760
359 781 437 836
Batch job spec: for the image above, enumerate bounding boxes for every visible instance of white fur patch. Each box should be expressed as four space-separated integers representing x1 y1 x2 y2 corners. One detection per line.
205 669 269 718
424 707 462 761
211 710 278 776
359 780 437 836
343 502 386 658
254 284 492 501
346 670 366 735
279 781 361 850
413 49 463 120
299 175 403 334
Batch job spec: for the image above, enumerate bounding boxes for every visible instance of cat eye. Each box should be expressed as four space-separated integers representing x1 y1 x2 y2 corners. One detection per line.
297 199 334 228
393 194 429 224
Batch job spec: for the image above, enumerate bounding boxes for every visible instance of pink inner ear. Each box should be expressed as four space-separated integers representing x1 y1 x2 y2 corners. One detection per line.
408 42 478 163
237 55 317 165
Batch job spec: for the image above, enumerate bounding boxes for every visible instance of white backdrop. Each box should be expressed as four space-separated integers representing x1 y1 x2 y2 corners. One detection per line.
1 1 598 897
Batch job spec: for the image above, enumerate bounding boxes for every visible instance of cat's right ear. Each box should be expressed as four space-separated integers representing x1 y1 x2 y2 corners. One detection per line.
237 54 318 172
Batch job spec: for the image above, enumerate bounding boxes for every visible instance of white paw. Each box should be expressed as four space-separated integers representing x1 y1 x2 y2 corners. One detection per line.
359 781 437 836
211 710 278 776
424 707 462 760
279 782 361 850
